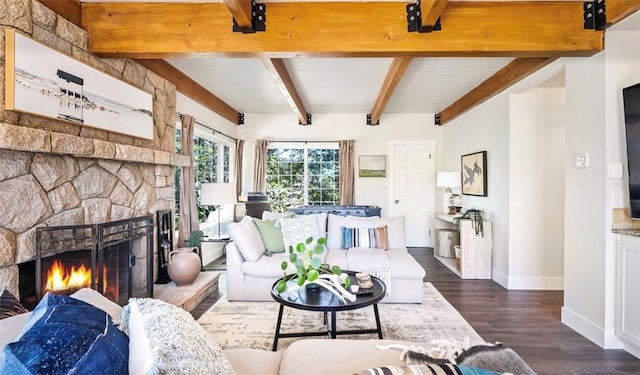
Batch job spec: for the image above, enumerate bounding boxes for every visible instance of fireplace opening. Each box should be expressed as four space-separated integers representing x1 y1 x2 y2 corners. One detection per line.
19 215 154 308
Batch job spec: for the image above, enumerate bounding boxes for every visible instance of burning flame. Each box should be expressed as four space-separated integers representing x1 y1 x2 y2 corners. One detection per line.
46 260 91 292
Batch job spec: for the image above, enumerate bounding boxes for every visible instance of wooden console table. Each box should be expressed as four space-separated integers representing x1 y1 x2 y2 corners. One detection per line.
434 213 493 279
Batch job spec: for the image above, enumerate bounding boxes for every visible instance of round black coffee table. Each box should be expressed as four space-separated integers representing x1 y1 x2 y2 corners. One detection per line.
270 271 386 351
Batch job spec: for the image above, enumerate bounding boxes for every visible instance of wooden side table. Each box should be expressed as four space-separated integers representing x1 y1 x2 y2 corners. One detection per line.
434 213 492 279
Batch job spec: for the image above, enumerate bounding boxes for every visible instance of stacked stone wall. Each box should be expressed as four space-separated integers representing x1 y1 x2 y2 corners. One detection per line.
0 0 187 296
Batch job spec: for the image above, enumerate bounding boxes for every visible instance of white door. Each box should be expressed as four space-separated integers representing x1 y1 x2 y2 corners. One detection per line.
388 141 435 247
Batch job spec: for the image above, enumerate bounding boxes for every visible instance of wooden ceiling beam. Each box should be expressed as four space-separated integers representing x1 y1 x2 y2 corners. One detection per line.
223 0 254 31
262 58 311 125
135 59 241 125
38 0 82 27
437 57 556 125
368 57 413 125
81 1 603 58
419 0 448 31
606 0 640 26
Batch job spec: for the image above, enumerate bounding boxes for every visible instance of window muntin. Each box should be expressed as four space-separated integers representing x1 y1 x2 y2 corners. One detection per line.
266 142 339 213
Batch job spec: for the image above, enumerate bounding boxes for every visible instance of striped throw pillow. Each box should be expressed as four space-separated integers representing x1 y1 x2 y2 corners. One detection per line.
341 225 389 250
0 289 29 319
359 364 500 375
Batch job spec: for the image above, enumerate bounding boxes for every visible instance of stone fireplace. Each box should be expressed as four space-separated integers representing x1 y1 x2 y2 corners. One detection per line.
0 1 189 301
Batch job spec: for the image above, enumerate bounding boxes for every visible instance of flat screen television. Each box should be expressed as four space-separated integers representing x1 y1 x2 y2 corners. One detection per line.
623 83 640 218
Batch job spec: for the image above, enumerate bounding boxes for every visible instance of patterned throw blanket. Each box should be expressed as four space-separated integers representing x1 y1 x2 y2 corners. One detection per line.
347 248 391 295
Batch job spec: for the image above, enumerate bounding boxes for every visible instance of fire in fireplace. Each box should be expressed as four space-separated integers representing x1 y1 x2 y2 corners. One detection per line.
20 215 154 308
46 259 91 292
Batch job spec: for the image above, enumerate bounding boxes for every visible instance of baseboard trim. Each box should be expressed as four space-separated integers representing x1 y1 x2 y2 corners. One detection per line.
623 342 640 359
561 306 609 349
507 276 564 290
492 267 508 288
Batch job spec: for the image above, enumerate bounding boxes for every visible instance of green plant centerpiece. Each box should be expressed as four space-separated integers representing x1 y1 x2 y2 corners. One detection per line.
276 236 355 303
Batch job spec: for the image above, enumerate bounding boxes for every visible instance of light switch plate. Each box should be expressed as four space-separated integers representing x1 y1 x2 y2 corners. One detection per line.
574 153 590 168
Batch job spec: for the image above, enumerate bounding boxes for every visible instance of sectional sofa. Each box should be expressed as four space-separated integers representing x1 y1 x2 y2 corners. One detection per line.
226 213 427 303
0 288 534 374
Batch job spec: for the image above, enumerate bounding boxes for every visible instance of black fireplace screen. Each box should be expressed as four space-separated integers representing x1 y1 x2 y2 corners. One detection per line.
34 215 154 306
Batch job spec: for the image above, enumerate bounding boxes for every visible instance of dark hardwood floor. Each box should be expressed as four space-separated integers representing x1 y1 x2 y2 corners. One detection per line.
191 247 640 375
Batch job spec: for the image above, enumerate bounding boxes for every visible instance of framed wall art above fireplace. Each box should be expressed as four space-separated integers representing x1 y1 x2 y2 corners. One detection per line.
4 29 153 140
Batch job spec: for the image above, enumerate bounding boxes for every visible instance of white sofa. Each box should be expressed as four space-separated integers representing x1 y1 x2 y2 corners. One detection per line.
0 289 416 374
226 213 426 303
0 290 534 375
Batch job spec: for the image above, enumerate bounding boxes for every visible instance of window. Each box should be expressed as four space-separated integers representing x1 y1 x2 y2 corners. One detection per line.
175 119 235 225
266 142 339 213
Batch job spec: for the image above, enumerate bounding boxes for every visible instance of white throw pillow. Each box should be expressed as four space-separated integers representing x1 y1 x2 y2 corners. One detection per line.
120 298 235 375
378 216 407 249
279 216 321 251
303 212 328 237
262 211 292 220
228 216 265 262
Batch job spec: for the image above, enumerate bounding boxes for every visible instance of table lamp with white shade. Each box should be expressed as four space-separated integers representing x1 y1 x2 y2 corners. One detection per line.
200 183 237 239
436 171 461 214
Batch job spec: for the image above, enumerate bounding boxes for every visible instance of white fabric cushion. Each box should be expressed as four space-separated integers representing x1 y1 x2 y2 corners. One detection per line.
228 216 265 262
386 250 427 279
223 348 283 375
379 216 407 249
262 211 291 220
71 287 122 321
278 216 321 251
0 313 31 353
120 298 235 375
241 253 293 277
303 212 328 237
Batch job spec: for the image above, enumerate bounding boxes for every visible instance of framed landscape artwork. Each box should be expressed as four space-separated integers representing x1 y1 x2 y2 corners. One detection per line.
461 151 487 196
359 155 386 177
4 29 153 140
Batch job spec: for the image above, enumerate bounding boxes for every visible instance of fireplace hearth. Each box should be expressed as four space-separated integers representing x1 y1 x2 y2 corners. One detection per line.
21 215 154 307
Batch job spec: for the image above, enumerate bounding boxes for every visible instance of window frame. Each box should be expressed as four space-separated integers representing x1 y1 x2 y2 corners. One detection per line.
175 118 236 227
267 141 339 212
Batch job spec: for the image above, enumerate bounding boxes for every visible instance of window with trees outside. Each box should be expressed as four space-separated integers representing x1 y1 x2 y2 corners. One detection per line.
266 142 339 213
175 121 235 234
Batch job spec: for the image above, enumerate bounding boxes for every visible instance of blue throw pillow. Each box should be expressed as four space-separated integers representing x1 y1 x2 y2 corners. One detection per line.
0 292 128 375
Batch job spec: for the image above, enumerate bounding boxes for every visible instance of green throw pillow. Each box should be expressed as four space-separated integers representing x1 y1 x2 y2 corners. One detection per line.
253 219 285 254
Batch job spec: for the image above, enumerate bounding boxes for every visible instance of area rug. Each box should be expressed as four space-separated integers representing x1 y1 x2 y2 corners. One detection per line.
197 282 484 350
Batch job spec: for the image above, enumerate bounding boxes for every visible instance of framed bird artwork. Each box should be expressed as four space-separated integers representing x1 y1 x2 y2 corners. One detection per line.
461 151 487 196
